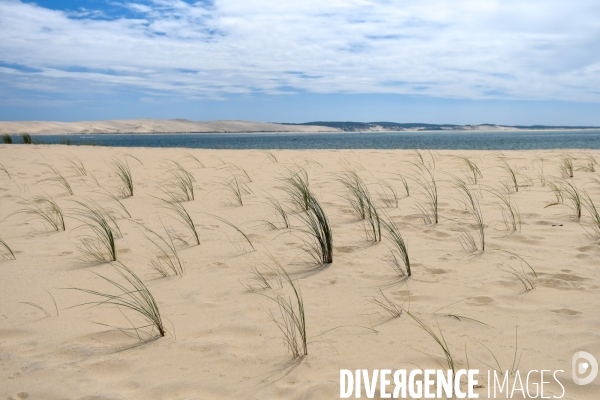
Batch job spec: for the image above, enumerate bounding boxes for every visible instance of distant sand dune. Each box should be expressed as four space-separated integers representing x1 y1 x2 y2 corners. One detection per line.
0 119 340 135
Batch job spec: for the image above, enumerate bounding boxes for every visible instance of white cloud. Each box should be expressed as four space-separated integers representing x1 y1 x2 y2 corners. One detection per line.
0 0 599 101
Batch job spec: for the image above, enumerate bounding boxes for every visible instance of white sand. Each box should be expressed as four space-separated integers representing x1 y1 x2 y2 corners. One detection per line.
0 119 340 135
1 145 599 399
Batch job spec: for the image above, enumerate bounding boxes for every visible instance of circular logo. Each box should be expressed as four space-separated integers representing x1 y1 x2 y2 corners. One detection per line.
572 351 598 385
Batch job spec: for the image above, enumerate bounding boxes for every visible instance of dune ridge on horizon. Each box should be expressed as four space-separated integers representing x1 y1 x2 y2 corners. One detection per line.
0 119 341 135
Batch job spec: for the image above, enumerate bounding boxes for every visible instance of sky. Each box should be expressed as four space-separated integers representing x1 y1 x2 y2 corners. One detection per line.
0 0 599 124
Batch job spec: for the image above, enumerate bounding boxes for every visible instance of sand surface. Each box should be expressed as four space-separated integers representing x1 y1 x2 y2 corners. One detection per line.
0 119 340 135
1 145 599 399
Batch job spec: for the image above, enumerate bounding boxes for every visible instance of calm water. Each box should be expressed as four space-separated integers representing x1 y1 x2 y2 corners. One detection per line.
34 130 600 150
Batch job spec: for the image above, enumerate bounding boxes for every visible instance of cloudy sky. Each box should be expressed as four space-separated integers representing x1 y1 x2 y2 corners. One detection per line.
1 0 599 124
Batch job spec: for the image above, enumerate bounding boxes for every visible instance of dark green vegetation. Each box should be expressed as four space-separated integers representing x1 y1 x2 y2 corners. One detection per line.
282 121 600 132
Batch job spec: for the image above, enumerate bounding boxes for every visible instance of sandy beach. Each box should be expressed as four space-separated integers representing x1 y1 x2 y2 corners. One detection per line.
1 144 599 399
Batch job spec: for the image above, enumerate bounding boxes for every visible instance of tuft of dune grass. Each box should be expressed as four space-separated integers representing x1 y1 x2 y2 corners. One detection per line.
12 195 65 231
68 262 166 338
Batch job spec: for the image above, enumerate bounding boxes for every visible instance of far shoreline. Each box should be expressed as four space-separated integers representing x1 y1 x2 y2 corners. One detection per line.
5 129 599 151
2 119 599 136
20 128 600 136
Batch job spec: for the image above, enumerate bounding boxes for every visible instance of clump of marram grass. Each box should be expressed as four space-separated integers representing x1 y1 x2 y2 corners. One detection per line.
363 199 382 243
546 179 582 219
381 215 410 276
336 168 369 219
42 164 73 195
87 171 101 187
490 248 537 279
2 134 13 144
398 174 410 196
181 152 205 168
486 188 521 231
68 261 166 339
582 155 597 172
452 176 484 251
582 191 600 237
262 266 307 358
157 191 200 246
206 155 226 166
476 328 522 377
499 160 519 193
202 213 255 252
377 180 398 208
0 162 10 179
340 157 366 172
234 163 253 183
20 300 52 317
262 150 279 163
221 163 252 183
518 172 534 188
370 290 403 318
243 266 274 292
336 168 381 242
455 156 483 184
109 155 142 197
297 194 333 265
546 181 564 203
21 133 33 144
558 154 574 178
242 259 284 292
281 167 311 212
406 311 455 378
222 176 251 206
164 160 196 202
265 192 290 229
13 195 65 231
534 157 546 187
65 157 87 176
97 187 131 218
139 222 184 277
19 290 59 318
563 180 583 219
501 263 536 292
71 199 122 262
413 149 437 169
0 237 16 260
411 163 439 225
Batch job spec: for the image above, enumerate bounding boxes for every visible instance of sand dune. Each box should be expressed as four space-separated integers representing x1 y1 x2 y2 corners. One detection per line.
1 144 599 399
0 119 340 135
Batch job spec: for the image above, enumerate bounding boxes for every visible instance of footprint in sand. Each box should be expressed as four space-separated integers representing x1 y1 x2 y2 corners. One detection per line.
434 231 451 238
212 262 227 268
427 268 447 275
538 272 588 290
551 308 581 316
577 245 600 254
553 273 586 282
335 246 356 254
8 392 29 400
468 296 495 305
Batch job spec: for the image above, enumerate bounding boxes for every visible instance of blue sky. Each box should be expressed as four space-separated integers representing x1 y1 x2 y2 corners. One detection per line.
1 0 599 124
